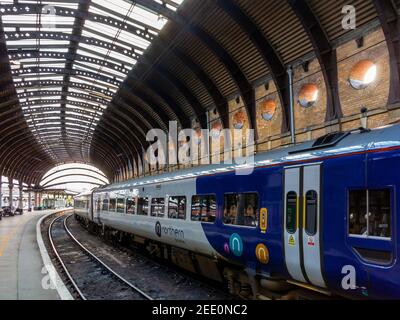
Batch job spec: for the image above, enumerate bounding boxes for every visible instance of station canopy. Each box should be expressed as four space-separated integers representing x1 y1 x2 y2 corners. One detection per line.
0 0 381 186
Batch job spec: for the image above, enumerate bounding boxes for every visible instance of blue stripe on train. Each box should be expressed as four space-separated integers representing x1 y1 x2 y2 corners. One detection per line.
198 149 400 299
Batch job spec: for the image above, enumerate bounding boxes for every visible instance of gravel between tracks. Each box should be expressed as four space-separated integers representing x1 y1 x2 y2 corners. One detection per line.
50 215 150 300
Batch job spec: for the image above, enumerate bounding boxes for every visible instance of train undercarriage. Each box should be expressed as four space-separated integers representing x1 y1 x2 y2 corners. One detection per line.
74 214 338 300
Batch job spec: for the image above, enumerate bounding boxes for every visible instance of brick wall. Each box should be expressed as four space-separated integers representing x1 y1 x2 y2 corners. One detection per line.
292 58 328 134
251 26 393 153
255 80 284 151
337 28 390 118
145 26 396 176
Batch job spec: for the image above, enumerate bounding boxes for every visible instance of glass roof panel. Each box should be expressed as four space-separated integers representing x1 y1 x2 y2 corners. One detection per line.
1 0 186 162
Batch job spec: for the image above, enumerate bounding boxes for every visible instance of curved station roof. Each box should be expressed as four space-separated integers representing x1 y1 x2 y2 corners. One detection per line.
0 0 395 186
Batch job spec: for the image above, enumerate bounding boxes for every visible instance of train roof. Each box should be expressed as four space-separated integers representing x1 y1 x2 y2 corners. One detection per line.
98 124 400 192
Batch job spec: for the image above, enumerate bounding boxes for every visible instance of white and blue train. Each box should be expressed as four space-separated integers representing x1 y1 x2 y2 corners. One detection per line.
74 124 400 300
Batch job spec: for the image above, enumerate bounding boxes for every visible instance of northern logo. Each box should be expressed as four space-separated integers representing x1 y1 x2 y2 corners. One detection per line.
154 221 185 241
155 221 162 237
229 233 243 257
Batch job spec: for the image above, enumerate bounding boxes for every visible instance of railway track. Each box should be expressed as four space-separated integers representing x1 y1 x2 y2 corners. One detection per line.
48 214 153 300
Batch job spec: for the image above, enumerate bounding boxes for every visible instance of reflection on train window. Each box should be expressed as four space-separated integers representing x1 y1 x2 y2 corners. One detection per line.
369 190 391 238
191 195 217 223
286 191 297 233
109 198 116 212
96 196 101 214
126 197 136 214
305 190 318 235
137 197 149 216
101 196 109 212
117 198 125 214
223 193 258 227
349 189 391 238
168 196 186 220
74 200 86 209
349 190 367 235
151 198 166 217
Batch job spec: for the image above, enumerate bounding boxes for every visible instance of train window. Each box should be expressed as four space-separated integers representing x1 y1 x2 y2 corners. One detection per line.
168 196 186 220
109 198 116 212
223 193 258 227
305 190 318 236
137 197 149 216
74 200 83 208
191 195 217 223
126 197 136 215
349 189 391 238
286 191 297 234
117 197 125 214
151 198 165 217
369 190 391 238
101 196 109 212
349 190 367 236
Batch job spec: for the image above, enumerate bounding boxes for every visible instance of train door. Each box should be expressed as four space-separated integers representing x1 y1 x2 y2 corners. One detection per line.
93 193 101 222
283 164 326 288
90 193 94 221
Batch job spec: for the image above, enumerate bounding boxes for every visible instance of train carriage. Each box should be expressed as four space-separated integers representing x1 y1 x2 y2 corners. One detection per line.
74 124 400 300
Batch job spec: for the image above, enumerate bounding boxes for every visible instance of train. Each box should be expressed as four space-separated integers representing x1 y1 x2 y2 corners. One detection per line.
74 123 400 300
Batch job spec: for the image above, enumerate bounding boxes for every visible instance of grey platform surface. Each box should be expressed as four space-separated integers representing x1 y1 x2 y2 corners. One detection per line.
0 211 60 300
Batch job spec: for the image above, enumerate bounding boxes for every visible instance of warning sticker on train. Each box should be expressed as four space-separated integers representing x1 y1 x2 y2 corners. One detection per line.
288 235 295 246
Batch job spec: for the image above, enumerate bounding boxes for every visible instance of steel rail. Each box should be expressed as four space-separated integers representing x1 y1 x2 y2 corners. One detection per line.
49 214 153 300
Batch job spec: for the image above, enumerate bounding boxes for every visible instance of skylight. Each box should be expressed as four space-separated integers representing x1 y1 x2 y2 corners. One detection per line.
0 0 186 163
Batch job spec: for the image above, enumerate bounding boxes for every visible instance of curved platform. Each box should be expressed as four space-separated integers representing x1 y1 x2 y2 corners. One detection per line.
0 211 61 300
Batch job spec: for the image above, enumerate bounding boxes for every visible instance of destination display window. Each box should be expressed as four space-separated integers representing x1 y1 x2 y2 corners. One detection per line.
151 198 166 217
349 189 391 238
126 197 136 214
223 193 258 227
137 197 149 216
191 195 217 223
168 196 186 220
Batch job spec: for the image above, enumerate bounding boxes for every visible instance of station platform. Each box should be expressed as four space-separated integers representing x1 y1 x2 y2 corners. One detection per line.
0 210 60 300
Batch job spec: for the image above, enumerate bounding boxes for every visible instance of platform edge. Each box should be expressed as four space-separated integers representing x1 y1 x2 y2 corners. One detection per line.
36 210 75 301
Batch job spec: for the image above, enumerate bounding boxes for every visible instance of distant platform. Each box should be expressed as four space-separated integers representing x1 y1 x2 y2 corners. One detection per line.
0 210 60 300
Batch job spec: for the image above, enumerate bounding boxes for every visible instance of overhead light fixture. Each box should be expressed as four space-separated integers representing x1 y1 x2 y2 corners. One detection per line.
349 60 377 90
